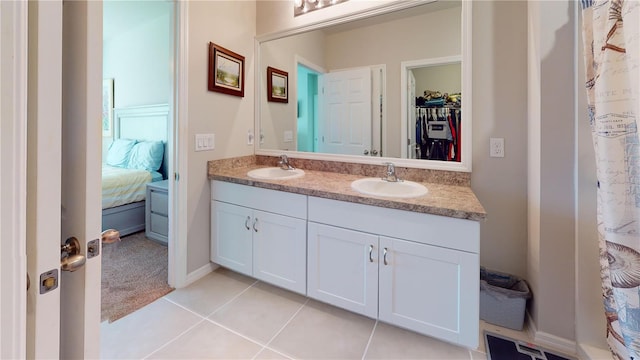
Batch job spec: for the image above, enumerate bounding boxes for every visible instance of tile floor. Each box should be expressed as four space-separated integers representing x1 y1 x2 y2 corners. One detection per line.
101 267 531 359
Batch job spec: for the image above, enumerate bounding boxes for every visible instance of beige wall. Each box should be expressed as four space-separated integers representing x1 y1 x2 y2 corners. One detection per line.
530 0 576 341
201 0 606 350
260 30 326 150
186 1 256 273
575 3 608 351
323 6 460 157
413 64 462 98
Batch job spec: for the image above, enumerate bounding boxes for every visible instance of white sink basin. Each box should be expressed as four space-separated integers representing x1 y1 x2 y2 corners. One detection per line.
351 178 428 198
247 167 305 180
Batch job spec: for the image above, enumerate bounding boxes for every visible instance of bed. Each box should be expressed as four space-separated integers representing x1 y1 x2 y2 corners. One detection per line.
102 104 169 237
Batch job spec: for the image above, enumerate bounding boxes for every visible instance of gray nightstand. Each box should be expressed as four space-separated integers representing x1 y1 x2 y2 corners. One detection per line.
145 179 169 245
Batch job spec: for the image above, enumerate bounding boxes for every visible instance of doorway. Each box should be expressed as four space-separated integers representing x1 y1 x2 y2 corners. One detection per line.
101 0 174 322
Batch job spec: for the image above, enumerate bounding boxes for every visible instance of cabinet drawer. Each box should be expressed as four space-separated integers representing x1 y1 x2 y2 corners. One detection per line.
150 190 168 215
308 196 479 253
150 213 168 236
211 180 306 219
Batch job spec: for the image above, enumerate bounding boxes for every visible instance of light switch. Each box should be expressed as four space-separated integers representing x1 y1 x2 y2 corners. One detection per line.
195 134 215 151
247 130 254 145
284 130 293 143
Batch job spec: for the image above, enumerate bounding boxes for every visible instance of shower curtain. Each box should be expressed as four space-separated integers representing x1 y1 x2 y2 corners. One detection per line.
581 0 640 358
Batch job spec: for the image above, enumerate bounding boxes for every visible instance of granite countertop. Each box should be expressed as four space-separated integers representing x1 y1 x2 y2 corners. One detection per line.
208 164 486 221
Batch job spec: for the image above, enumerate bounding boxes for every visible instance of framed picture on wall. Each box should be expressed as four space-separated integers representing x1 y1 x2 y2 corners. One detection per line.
102 78 114 137
208 42 245 97
267 66 288 103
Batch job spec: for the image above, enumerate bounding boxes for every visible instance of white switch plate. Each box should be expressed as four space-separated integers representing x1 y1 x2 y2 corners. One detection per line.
247 130 254 145
490 137 504 158
284 130 293 143
195 133 215 151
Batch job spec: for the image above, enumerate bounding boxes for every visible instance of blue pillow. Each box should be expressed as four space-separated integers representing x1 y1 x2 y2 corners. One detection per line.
106 139 137 167
127 141 164 172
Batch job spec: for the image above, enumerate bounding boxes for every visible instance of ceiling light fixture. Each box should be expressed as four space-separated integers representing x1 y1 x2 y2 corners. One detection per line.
293 0 348 17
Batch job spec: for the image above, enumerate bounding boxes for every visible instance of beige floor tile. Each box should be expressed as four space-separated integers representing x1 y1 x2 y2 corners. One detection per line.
100 298 202 359
269 299 376 359
254 347 294 359
364 322 471 360
471 350 488 360
209 281 307 344
147 320 263 359
164 267 256 316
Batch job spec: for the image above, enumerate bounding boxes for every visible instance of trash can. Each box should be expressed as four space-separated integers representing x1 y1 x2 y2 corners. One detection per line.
480 267 531 331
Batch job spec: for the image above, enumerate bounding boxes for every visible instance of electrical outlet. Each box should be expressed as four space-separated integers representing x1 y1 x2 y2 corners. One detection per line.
490 138 504 158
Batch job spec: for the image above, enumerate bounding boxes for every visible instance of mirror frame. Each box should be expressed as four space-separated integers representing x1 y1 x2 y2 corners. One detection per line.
255 0 472 172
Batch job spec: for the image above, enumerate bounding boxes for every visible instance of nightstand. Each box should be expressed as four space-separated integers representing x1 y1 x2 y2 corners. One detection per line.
145 179 169 245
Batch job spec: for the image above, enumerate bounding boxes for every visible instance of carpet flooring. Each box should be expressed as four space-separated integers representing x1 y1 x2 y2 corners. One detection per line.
101 232 174 323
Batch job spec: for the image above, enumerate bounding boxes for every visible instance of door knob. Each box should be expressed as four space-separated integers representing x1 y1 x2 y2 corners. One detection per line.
101 228 121 244
60 237 86 272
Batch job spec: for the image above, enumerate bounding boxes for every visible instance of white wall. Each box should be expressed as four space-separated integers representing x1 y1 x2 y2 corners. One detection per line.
186 1 256 273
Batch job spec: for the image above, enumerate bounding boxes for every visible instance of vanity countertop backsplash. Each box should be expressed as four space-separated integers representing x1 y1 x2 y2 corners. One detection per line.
208 155 486 221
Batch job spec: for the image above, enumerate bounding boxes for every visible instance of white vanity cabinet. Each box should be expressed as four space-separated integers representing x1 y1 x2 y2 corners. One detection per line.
307 196 480 349
211 181 307 294
307 223 379 318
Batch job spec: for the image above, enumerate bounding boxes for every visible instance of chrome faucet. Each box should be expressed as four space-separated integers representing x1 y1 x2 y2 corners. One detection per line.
382 162 401 182
278 154 295 170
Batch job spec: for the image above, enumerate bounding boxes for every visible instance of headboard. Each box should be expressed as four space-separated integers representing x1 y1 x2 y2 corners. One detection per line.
113 104 170 179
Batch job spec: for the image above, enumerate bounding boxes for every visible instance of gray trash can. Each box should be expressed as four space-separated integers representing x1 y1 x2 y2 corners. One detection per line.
479 267 531 331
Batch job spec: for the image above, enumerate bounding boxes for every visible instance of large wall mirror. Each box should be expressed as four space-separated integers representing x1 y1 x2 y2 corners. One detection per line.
256 0 472 172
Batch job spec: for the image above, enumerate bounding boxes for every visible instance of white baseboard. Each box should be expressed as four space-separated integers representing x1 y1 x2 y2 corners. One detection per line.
183 262 218 287
525 311 577 357
577 343 612 360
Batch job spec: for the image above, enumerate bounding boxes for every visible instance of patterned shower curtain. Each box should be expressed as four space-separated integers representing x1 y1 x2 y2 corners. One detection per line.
581 0 640 358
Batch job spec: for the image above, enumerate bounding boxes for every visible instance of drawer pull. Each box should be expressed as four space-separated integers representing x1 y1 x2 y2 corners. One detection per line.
369 245 374 262
245 216 251 230
383 247 388 265
253 218 259 232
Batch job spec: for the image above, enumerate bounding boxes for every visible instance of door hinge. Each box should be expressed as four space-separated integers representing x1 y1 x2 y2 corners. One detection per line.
174 172 179 181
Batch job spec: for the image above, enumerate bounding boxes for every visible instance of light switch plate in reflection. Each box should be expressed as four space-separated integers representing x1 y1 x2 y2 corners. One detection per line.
284 130 293 143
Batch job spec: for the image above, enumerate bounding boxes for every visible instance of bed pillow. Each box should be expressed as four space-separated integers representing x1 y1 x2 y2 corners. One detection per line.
105 139 137 168
127 140 164 172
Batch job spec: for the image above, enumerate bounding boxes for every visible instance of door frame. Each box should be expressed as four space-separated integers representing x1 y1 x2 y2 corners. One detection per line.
171 0 188 288
0 2 28 358
1 1 189 355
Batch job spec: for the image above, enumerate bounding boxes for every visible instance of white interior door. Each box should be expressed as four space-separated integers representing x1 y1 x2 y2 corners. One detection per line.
317 67 372 156
25 1 102 358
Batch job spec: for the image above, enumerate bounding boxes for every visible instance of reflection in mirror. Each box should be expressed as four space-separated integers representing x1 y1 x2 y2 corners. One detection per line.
258 0 470 171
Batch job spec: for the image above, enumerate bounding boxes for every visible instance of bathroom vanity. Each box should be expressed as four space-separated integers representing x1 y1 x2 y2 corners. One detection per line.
209 158 485 349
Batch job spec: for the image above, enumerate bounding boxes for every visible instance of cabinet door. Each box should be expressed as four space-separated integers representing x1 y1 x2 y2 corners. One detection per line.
307 223 378 318
378 237 479 349
253 210 307 295
211 201 253 276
